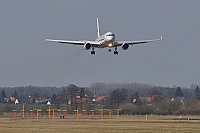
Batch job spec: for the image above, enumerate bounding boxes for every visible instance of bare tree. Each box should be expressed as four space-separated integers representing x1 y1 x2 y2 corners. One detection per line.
67 84 78 107
90 82 106 98
58 87 68 104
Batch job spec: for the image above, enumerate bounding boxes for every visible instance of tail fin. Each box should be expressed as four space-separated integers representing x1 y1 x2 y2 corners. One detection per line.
97 18 100 38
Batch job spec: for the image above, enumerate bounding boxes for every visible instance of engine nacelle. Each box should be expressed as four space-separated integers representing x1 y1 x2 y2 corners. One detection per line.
84 43 91 50
122 43 129 50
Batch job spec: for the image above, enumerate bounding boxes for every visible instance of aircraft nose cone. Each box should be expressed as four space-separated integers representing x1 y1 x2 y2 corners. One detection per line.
105 32 115 42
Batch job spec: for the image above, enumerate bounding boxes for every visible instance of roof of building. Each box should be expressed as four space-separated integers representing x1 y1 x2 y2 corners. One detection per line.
96 96 106 103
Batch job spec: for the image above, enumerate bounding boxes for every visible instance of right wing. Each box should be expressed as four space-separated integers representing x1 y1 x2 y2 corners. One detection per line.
45 39 100 47
115 35 162 46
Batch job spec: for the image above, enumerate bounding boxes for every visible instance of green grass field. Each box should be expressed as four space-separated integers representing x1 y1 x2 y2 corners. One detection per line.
0 115 200 133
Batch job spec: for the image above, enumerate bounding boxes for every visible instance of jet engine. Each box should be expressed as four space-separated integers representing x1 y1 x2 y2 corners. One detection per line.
122 43 129 50
84 43 91 50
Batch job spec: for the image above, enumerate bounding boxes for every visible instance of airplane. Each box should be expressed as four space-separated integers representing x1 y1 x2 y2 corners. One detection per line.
45 18 162 55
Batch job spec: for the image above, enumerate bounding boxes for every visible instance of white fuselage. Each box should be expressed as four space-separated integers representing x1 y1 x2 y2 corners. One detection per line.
95 32 115 48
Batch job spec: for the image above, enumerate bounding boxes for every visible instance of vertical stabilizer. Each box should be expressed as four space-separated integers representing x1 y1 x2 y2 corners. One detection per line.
97 18 100 38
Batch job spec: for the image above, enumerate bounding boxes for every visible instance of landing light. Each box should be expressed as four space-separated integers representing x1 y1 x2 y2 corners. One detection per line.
108 43 112 47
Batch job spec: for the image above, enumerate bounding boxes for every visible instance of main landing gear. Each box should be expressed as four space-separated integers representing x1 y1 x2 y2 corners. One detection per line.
114 51 118 55
108 47 118 55
91 51 95 55
91 48 95 55
114 47 118 55
90 47 118 55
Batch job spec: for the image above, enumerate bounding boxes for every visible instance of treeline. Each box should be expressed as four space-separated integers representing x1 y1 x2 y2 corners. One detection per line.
0 83 200 103
0 82 200 115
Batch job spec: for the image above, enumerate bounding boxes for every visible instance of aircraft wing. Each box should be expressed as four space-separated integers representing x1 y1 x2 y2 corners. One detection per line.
45 39 100 47
116 35 162 46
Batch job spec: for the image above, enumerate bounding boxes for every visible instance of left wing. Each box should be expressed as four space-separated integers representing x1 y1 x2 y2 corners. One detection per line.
45 39 86 45
45 39 100 47
115 35 162 46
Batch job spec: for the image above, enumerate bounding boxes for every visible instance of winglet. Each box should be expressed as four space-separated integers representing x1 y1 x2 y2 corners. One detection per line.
160 34 163 40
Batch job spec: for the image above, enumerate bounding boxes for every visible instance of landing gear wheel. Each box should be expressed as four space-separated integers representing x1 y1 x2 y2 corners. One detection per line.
91 51 95 55
108 49 111 52
114 51 118 55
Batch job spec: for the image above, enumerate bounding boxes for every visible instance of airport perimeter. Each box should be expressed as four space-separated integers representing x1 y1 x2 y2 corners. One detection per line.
0 115 200 133
0 104 200 133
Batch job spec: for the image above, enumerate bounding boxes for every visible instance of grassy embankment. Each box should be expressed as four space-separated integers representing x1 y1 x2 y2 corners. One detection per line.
0 115 200 133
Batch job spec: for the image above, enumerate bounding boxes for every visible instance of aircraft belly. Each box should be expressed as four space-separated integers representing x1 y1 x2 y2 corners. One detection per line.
99 43 108 48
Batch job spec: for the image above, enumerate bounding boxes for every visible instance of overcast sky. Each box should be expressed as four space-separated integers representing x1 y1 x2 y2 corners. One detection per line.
0 1 199 88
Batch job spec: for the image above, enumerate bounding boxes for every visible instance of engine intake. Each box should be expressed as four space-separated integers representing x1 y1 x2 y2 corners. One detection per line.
122 43 129 50
84 43 91 50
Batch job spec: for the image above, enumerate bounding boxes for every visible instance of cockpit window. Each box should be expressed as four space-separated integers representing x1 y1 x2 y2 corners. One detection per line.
106 34 115 36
